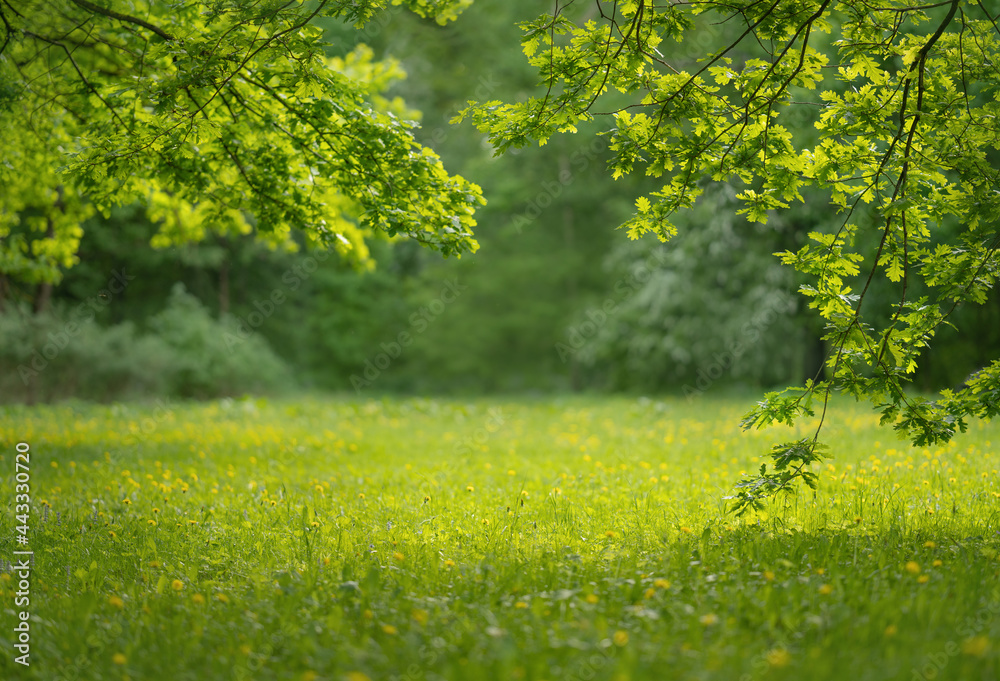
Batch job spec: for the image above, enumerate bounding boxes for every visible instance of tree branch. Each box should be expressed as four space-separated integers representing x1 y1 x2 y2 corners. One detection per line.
0 4 11 58
67 0 175 41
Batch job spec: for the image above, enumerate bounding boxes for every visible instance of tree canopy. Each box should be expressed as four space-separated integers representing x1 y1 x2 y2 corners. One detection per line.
0 0 483 288
457 0 1000 511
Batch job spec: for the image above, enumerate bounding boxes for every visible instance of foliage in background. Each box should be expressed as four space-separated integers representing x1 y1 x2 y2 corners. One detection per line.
0 285 291 403
574 186 805 393
459 0 1000 511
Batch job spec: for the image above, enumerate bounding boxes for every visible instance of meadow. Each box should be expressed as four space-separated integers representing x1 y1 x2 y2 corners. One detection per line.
1 395 998 681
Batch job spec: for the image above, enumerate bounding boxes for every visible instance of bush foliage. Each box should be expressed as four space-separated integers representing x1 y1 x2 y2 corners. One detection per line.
0 285 291 403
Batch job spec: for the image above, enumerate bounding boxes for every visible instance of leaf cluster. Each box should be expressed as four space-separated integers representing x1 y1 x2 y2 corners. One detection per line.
0 0 483 282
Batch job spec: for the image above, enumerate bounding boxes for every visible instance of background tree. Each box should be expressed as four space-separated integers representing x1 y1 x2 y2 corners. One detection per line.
322 0 643 393
458 0 1000 511
573 185 805 394
0 0 483 297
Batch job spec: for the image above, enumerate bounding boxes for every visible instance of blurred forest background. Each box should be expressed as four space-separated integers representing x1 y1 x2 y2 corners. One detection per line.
3 0 999 403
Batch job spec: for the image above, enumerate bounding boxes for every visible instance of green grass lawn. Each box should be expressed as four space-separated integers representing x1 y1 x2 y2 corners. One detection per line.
1 395 998 681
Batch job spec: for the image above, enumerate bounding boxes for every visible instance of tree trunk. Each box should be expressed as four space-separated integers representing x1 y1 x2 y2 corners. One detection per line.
560 155 580 392
219 257 230 318
32 282 52 315
32 211 58 315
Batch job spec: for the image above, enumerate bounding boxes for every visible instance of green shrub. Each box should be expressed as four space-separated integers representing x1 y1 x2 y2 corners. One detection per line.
0 285 292 403
148 283 291 398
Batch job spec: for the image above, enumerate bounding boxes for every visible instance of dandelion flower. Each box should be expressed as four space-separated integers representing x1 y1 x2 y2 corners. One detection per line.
917 575 930 584
763 571 775 582
515 601 529 609
613 630 629 646
466 486 474 492
381 624 398 635
885 624 898 637
346 673 372 681
112 653 127 665
962 636 990 657
933 559 943 567
393 552 405 562
171 579 184 591
654 578 671 589
216 593 230 603
585 594 599 604
924 541 936 548
108 595 124 609
905 561 921 575
699 613 718 626
818 584 833 595
766 648 791 667
192 593 205 605
443 560 455 569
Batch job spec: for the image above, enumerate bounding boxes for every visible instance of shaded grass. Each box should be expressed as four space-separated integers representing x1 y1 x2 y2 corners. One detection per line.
1 395 998 680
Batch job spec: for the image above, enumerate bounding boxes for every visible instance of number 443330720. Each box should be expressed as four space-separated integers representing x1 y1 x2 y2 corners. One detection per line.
15 442 30 542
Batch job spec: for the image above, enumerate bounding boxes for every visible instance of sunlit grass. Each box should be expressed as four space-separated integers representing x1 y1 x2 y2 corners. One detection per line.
1 395 998 680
